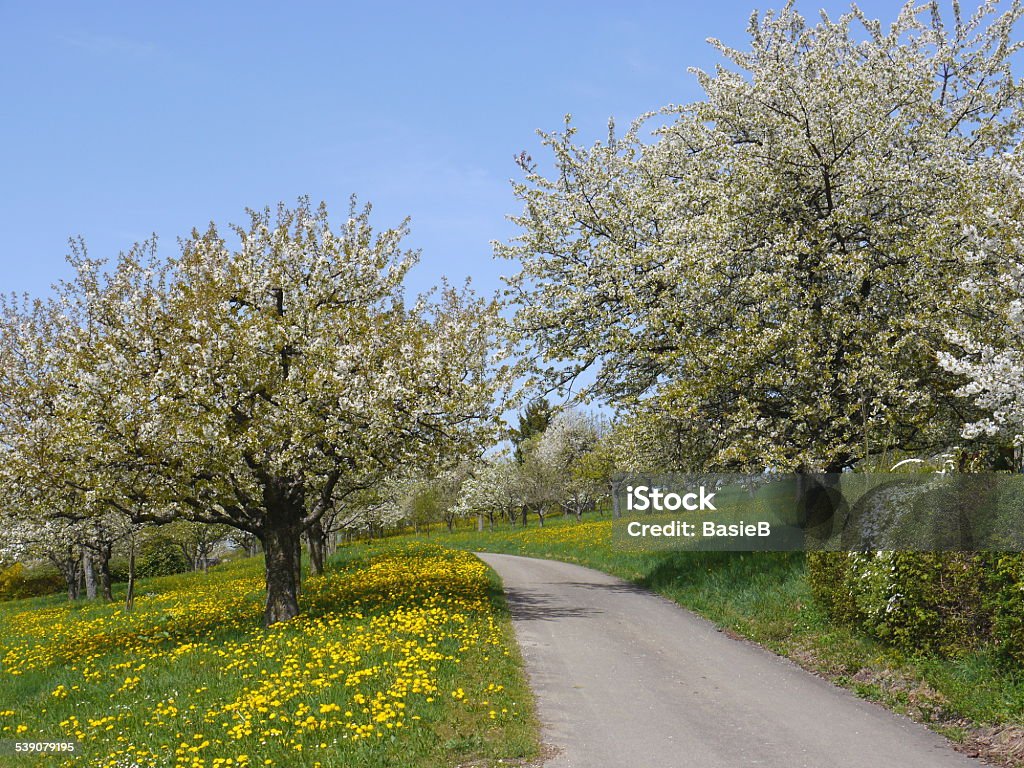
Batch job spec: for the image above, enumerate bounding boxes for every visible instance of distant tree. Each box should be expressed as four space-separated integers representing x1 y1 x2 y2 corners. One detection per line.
515 435 561 526
573 418 637 518
511 398 554 463
536 410 602 520
456 454 522 530
163 520 234 572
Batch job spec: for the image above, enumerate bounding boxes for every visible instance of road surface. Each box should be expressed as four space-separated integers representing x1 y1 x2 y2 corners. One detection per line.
477 552 977 768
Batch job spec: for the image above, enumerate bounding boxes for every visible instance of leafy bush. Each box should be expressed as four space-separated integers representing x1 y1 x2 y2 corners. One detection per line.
981 554 1024 665
882 552 988 656
110 538 190 582
809 551 1023 663
0 562 66 600
807 551 860 624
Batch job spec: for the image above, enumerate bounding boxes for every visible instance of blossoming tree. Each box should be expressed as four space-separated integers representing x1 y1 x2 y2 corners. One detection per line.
1 199 505 625
500 1 1024 471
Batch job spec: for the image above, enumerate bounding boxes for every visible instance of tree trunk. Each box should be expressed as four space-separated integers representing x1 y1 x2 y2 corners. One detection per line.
293 532 302 600
82 548 97 599
477 513 484 532
125 539 136 614
97 541 113 602
260 479 304 626
55 555 79 601
307 518 326 577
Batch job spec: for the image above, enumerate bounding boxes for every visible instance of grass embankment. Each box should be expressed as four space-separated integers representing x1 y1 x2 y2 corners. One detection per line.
431 516 1024 764
0 542 539 768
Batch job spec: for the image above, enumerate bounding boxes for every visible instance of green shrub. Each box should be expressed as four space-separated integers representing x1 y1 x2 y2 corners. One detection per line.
110 538 190 582
881 552 988 657
0 562 66 600
807 551 861 624
808 551 1019 661
0 562 25 598
981 553 1024 665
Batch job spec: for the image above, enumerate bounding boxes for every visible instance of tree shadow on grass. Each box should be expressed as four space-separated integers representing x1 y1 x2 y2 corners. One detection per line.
637 551 805 592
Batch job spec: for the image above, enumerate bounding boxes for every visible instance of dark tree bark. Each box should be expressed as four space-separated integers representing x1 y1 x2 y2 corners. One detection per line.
125 538 136 613
307 518 327 577
82 547 96 599
65 573 79 601
51 550 81 601
260 478 305 626
96 541 114 602
610 477 625 519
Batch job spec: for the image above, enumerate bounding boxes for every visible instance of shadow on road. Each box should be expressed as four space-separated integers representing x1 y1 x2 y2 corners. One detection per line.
503 587 603 621
557 580 649 595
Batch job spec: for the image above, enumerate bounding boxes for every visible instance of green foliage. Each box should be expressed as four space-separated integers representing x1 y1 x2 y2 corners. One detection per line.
110 538 191 582
408 485 443 529
807 552 861 625
809 552 1024 663
981 554 1024 665
511 398 553 463
137 539 191 579
883 553 987 657
0 562 65 601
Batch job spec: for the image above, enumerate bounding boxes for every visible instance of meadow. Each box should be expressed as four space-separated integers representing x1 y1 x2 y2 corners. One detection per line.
0 542 538 768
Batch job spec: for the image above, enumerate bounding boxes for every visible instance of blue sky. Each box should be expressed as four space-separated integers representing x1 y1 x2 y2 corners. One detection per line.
1 0 924 300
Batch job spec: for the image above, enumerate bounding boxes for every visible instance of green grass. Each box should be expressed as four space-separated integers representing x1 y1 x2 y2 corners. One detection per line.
423 514 1024 744
0 541 539 768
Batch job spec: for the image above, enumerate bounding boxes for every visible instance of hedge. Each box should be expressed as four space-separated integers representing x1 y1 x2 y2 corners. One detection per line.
808 551 1024 663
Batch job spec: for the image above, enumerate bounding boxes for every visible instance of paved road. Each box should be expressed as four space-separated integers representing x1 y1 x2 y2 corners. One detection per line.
477 553 977 768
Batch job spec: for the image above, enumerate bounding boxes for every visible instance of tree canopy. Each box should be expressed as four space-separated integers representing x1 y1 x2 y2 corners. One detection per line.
500 0 1024 471
0 199 506 623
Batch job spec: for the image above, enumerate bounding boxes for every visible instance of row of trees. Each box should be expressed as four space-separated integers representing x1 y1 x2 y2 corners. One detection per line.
328 402 615 535
0 200 506 623
342 399 699 534
0 514 235 603
4 1 1024 626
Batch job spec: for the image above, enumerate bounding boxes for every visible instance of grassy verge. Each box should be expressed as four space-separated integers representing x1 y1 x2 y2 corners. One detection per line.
427 515 1024 766
0 541 539 768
